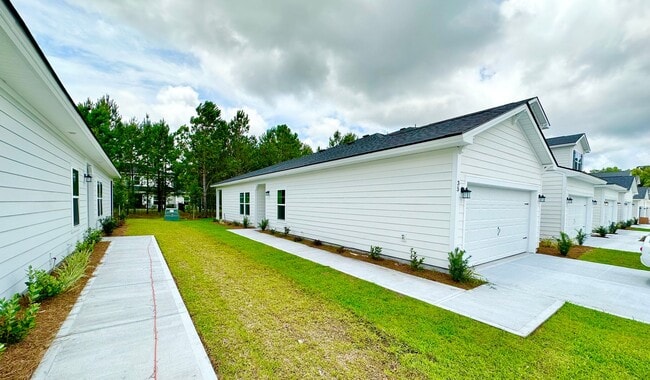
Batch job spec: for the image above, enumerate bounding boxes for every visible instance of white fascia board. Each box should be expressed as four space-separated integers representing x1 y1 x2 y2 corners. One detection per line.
212 134 470 187
556 167 607 185
577 135 591 153
595 184 627 193
0 4 120 178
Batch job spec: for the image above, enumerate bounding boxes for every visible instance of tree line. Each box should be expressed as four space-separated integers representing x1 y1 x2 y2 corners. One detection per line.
78 95 357 216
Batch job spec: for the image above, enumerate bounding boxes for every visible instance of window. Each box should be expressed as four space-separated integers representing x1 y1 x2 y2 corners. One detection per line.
277 190 286 220
72 169 79 226
97 181 103 216
239 192 250 215
573 150 583 171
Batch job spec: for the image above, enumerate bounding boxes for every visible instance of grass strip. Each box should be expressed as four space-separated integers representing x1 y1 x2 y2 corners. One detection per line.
578 247 648 271
127 218 650 379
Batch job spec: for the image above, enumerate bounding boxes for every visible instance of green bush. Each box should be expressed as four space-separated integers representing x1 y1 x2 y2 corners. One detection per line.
293 236 303 242
608 222 618 234
313 239 322 246
270 228 276 235
556 232 573 256
242 216 250 228
26 266 63 303
369 245 382 260
633 217 639 225
100 216 118 235
284 226 291 236
625 219 634 228
575 228 587 245
409 248 424 271
0 294 39 344
56 249 92 291
594 225 608 237
447 247 475 282
0 342 5 355
258 218 269 231
84 228 102 245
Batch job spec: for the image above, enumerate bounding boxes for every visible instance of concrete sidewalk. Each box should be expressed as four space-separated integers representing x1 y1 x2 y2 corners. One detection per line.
584 228 647 252
33 236 217 380
232 229 650 337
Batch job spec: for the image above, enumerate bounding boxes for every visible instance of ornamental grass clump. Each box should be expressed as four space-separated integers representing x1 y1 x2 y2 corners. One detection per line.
575 228 587 246
56 249 92 291
242 216 250 228
369 245 382 260
556 232 573 256
608 222 618 234
594 225 608 237
258 218 269 231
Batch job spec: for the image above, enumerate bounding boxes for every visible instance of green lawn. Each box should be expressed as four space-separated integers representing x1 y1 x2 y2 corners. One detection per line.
127 219 650 379
579 247 648 271
630 227 650 232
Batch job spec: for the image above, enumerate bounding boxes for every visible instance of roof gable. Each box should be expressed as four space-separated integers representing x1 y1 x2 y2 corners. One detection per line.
591 173 635 191
634 187 648 200
217 98 551 185
546 133 591 153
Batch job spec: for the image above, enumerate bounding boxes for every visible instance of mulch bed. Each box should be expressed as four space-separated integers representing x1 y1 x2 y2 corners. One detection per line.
251 230 481 290
536 245 593 259
0 241 109 380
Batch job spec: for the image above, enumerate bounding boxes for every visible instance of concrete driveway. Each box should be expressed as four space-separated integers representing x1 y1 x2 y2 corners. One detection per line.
584 228 647 252
477 253 650 325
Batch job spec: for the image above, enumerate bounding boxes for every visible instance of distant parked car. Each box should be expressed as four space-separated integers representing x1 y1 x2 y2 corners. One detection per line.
642 237 650 267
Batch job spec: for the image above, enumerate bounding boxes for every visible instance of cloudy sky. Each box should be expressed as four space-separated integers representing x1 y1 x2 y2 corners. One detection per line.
12 0 650 170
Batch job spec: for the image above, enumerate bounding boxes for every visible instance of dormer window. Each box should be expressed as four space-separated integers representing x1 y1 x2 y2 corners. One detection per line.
573 150 583 171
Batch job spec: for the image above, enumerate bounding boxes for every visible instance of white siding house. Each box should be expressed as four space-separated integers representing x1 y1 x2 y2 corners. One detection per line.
590 171 639 224
635 187 649 222
539 134 606 238
0 2 119 298
215 98 555 267
592 185 626 229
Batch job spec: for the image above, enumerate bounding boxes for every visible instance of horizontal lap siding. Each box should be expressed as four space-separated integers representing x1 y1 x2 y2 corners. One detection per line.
219 149 454 267
540 171 564 238
0 88 111 298
550 146 574 168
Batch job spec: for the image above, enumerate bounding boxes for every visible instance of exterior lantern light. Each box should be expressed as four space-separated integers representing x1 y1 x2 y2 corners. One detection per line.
624 202 628 206
566 197 573 204
604 201 609 206
538 194 546 203
265 191 270 196
617 202 622 205
592 199 598 205
460 187 472 199
83 173 92 182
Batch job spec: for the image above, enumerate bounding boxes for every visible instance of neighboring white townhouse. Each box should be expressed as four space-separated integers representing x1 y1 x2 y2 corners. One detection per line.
215 98 556 267
635 187 649 223
591 171 639 223
539 134 607 238
0 2 119 298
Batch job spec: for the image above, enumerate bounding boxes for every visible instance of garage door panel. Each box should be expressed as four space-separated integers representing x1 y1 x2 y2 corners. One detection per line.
565 196 588 234
465 185 531 264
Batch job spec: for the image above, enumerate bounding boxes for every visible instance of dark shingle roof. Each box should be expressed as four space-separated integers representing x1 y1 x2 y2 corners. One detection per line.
634 187 648 199
591 173 635 190
216 98 535 185
590 170 631 178
546 133 585 146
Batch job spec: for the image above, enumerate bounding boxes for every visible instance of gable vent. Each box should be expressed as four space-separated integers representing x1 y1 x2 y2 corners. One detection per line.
528 100 549 129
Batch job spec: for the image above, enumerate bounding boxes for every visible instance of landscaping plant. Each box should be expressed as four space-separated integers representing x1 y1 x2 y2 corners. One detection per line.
100 216 117 235
56 249 92 291
0 294 39 344
539 238 557 249
284 226 291 236
447 247 475 282
369 245 382 260
594 225 608 237
608 222 618 235
26 266 63 303
242 216 250 228
313 239 322 246
409 248 424 270
556 232 573 256
258 218 269 231
575 228 587 246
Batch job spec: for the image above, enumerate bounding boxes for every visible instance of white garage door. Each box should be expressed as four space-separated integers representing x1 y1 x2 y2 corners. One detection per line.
565 196 588 235
465 186 531 265
604 200 616 225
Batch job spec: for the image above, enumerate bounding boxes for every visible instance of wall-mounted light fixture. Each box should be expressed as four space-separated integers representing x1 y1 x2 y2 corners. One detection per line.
538 194 546 203
460 187 472 199
566 197 573 204
83 173 92 182
617 202 622 205
592 199 598 205
604 201 609 206
624 202 628 206
265 191 270 196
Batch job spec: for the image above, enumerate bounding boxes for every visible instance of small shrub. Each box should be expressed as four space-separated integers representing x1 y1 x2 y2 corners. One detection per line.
100 216 117 235
575 228 587 246
84 228 102 246
313 239 322 246
26 266 63 303
242 216 250 228
556 232 573 256
369 245 382 260
409 248 425 271
270 228 276 235
293 236 303 242
258 218 269 231
539 238 557 249
448 248 475 282
56 249 92 291
284 226 291 236
626 219 634 228
0 294 40 344
608 222 618 234
594 225 608 237
633 217 638 225
336 246 345 254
